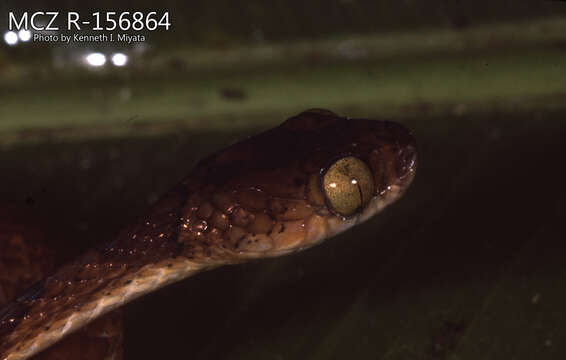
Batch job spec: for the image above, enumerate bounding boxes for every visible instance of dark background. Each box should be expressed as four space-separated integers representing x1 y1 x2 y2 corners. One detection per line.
1 1 566 359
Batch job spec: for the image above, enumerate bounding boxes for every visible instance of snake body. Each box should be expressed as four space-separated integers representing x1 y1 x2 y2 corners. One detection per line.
0 109 416 359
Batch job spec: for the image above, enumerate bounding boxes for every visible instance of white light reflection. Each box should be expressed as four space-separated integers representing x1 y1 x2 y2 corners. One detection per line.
85 53 106 67
18 30 31 42
4 31 18 46
111 53 128 66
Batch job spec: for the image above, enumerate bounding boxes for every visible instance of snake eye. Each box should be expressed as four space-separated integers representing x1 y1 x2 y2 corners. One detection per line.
322 156 374 217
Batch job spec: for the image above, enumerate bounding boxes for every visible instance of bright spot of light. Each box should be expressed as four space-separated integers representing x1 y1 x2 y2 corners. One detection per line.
111 53 128 67
350 179 358 185
18 30 31 42
85 52 106 67
329 182 337 188
4 31 18 46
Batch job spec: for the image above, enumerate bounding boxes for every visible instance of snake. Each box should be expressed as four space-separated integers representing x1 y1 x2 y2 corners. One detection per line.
0 109 417 359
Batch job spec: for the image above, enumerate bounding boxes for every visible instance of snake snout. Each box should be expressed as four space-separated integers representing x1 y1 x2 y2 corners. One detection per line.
396 138 417 183
383 121 417 183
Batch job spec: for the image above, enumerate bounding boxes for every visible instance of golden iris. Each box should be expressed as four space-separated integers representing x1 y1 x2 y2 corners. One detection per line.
322 156 374 217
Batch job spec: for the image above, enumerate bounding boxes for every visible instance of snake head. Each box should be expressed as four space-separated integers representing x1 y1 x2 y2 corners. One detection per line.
183 109 417 259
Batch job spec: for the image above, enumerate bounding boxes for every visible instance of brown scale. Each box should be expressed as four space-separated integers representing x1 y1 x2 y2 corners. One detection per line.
0 109 417 360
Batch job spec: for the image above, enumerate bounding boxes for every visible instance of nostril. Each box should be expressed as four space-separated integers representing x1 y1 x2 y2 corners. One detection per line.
405 144 417 163
396 144 417 179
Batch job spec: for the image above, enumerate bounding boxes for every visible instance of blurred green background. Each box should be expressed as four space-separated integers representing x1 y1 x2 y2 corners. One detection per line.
1 1 565 359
